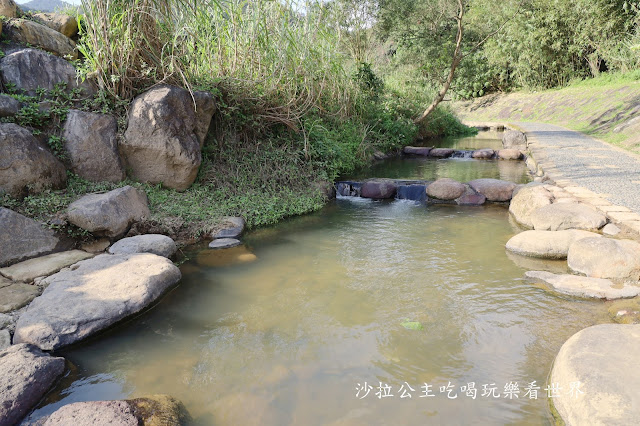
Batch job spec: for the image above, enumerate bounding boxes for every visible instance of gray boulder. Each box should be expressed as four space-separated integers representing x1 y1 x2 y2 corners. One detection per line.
63 110 125 183
506 230 601 259
502 130 527 148
0 48 95 96
403 146 432 156
568 237 640 281
551 324 640 425
531 203 607 231
428 148 454 158
33 13 79 38
509 184 554 228
0 94 20 117
468 178 516 202
13 253 181 351
5 19 77 59
525 271 640 299
209 238 242 249
122 85 208 191
212 217 246 239
0 0 17 18
0 123 67 197
67 186 151 238
360 180 397 199
0 208 60 267
108 234 177 258
0 344 66 426
426 178 466 200
193 90 216 147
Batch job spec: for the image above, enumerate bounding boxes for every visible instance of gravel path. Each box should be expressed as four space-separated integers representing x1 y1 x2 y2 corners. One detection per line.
516 122 640 214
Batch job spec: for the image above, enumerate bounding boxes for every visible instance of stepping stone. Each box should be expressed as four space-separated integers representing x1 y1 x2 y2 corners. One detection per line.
209 238 242 249
0 283 39 313
0 344 66 426
506 230 601 259
108 234 177 258
13 253 181 350
426 178 466 200
471 149 494 159
0 250 93 283
428 148 454 158
403 146 432 156
468 178 517 202
531 203 607 231
551 324 640 424
212 217 246 239
525 271 640 299
568 237 640 281
360 179 397 199
509 184 553 228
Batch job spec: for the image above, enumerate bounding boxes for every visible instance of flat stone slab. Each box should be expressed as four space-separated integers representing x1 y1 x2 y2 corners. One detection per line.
209 238 242 250
506 230 601 259
0 250 93 282
0 283 39 313
551 324 640 424
525 271 640 299
0 343 65 426
531 203 607 231
108 234 177 258
212 217 246 239
568 237 640 281
13 253 181 350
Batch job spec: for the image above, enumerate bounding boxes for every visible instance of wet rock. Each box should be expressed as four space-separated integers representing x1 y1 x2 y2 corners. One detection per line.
455 186 486 206
360 180 397 199
209 238 242 249
122 85 206 191
0 208 60 267
0 123 67 197
0 94 20 117
602 223 621 236
0 0 18 18
506 230 601 260
108 234 177 258
426 178 466 200
471 148 494 159
468 178 517 202
525 271 640 299
502 130 526 148
193 91 216 147
428 148 454 158
14 253 181 350
33 13 79 38
63 110 125 183
568 237 640 281
128 394 193 426
497 149 522 160
509 184 554 228
531 203 607 231
5 19 77 59
403 146 432 156
550 324 640 425
335 181 361 197
396 184 427 202
609 298 640 324
212 217 246 239
0 283 39 313
43 400 138 426
0 329 9 350
0 250 93 283
67 186 151 239
0 343 66 426
0 48 95 96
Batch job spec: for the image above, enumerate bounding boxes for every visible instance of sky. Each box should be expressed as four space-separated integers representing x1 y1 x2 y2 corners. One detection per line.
15 0 83 5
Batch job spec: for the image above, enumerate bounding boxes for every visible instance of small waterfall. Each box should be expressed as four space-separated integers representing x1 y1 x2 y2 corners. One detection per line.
450 150 474 159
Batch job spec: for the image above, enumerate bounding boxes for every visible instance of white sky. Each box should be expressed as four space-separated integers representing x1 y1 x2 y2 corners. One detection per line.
15 0 83 5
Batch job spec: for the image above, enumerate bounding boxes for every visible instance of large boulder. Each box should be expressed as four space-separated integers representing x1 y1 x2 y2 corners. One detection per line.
0 250 94 283
506 230 601 259
0 208 60 267
63 110 125 182
568 237 640 281
0 344 66 426
550 324 640 425
360 180 397 199
531 203 607 231
122 85 210 191
0 48 95 96
403 146 432 156
502 130 526 148
525 271 640 299
509 184 554 228
13 253 182 350
67 186 151 239
5 19 77 59
193 90 216 147
468 178 517 202
0 0 17 18
0 123 67 197
108 234 177 258
426 178 466 200
33 13 79 38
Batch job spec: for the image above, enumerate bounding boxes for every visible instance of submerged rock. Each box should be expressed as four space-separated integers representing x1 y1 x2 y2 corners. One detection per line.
468 178 516 202
360 179 397 199
506 229 601 259
551 324 640 424
13 253 181 350
0 344 66 426
426 178 466 200
0 208 61 267
531 203 607 231
509 184 554 228
525 271 640 299
567 237 640 281
108 234 177 258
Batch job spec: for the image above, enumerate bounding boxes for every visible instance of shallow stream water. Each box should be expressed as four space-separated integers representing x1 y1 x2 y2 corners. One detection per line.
28 132 612 425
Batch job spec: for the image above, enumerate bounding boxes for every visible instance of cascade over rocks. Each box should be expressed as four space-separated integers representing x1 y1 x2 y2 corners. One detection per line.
0 123 67 197
509 184 554 228
506 229 601 259
0 48 96 96
468 178 517 202
0 208 61 267
568 237 640 281
63 110 124 183
5 19 78 59
530 203 607 231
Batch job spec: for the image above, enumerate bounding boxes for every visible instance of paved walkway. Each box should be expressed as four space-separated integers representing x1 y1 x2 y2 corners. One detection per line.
515 122 640 214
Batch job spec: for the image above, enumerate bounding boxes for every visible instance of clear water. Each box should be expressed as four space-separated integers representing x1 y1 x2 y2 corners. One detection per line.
27 134 612 425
